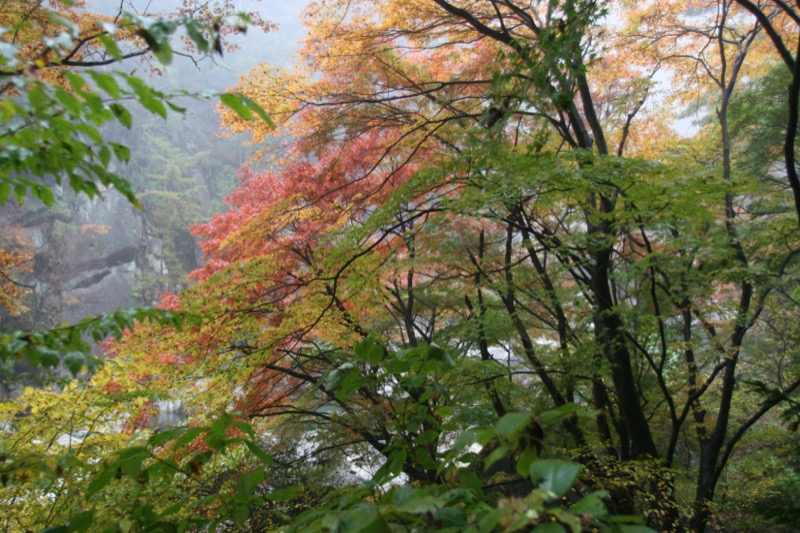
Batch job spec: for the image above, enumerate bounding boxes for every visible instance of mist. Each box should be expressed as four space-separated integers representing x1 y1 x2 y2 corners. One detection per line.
0 0 308 395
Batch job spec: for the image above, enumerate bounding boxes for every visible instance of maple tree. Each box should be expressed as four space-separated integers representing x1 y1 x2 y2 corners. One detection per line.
203 0 800 530
3 0 800 531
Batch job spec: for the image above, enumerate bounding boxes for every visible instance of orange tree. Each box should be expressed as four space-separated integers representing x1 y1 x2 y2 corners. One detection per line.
111 0 800 531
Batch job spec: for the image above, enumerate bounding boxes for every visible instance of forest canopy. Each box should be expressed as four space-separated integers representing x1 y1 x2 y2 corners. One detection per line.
2 0 800 532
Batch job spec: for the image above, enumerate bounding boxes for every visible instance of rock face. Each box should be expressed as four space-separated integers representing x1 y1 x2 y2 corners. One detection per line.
1 187 183 329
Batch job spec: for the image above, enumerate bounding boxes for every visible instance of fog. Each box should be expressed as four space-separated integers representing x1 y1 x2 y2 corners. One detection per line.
0 1 309 381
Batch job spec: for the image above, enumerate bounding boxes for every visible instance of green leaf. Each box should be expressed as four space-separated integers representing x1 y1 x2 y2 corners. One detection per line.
325 362 357 392
97 34 122 60
495 412 532 439
64 71 86 94
166 100 187 113
183 20 209 52
220 93 273 126
151 41 173 65
236 468 266 494
231 421 255 438
373 449 407 483
110 103 132 128
118 517 134 533
87 468 116 496
459 469 482 491
105 174 140 207
532 524 566 533
538 403 579 424
220 93 255 119
109 142 131 163
484 445 509 471
238 94 273 126
211 415 231 437
454 427 493 451
148 427 186 448
40 527 68 533
0 181 10 204
26 84 47 110
67 510 95 532
355 336 385 365
158 501 185 519
335 370 365 402
127 77 167 118
40 348 60 368
88 70 121 97
245 440 273 466
516 445 538 477
341 505 390 533
412 447 437 471
118 447 148 478
390 487 440 513
174 427 204 448
530 460 582 499
140 96 167 118
433 507 467 528
478 510 502 532
98 145 111 167
63 352 85 376
53 87 82 115
266 486 302 502
571 490 608 517
32 184 55 206
415 429 439 446
14 183 26 203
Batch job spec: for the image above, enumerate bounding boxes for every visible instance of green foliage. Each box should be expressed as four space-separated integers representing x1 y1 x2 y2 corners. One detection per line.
729 63 799 182
1 408 274 533
0 1 271 366
0 307 199 379
269 338 651 532
716 431 800 532
289 396 653 533
220 92 274 126
3 1 800 531
0 11 263 209
82 414 274 532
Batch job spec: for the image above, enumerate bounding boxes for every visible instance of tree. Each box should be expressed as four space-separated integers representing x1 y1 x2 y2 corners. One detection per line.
187 0 799 530
730 0 800 224
5 0 798 531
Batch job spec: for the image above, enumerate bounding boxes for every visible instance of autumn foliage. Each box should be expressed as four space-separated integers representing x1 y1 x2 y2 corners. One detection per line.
4 0 800 531
110 1 800 530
